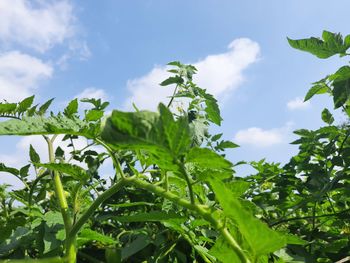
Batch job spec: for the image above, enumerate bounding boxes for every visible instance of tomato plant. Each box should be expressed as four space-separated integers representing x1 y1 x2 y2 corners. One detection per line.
0 31 350 263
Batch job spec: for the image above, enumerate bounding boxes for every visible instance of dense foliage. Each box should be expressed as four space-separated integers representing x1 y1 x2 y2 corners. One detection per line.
0 31 349 263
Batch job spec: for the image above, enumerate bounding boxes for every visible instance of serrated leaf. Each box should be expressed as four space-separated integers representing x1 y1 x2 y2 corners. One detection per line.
64 98 78 117
36 163 88 181
0 163 19 176
209 178 287 255
29 144 40 163
204 95 222 125
0 102 17 115
212 133 223 141
17 95 35 113
38 98 54 115
85 109 104 121
288 31 350 58
333 79 350 108
101 103 191 171
321 108 334 124
209 237 241 263
293 129 312 137
186 147 233 180
217 140 239 149
0 115 94 138
160 76 184 86
304 83 329 101
19 164 30 178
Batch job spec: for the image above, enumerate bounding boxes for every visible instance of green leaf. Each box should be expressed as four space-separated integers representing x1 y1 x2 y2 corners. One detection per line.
304 83 329 101
216 140 239 149
17 95 35 114
121 234 151 260
85 109 104 121
209 237 241 263
101 104 191 171
204 94 222 125
38 98 54 115
329 66 350 82
333 79 350 108
19 164 30 178
186 147 233 180
288 31 350 58
0 115 94 138
0 102 17 115
36 163 88 181
98 211 184 222
293 129 312 137
78 228 117 247
64 98 78 117
160 76 184 86
29 144 40 163
105 248 122 263
212 133 223 141
0 163 19 176
321 108 334 124
209 178 287 256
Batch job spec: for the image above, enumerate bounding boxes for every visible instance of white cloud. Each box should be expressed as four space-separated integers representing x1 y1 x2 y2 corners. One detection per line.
287 97 310 110
234 122 293 147
0 51 53 101
0 0 75 52
75 87 109 101
124 38 260 110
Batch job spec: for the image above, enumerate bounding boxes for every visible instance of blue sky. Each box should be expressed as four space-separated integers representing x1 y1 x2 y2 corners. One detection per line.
1 0 350 183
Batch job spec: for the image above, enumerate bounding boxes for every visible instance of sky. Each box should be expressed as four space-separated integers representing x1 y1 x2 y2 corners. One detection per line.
1 0 350 186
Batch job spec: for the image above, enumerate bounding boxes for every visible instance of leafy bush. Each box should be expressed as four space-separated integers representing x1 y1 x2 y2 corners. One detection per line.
0 31 349 263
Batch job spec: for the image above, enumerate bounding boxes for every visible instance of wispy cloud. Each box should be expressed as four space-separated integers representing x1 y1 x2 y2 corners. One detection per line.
0 51 52 101
234 122 294 147
287 97 310 110
123 38 260 110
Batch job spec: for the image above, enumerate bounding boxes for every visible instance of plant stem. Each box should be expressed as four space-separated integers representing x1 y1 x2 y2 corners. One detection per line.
45 136 75 263
124 176 250 263
179 162 195 204
96 138 125 179
167 84 179 108
68 179 127 240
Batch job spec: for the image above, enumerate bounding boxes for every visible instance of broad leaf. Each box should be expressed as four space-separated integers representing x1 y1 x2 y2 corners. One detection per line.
186 147 233 180
333 79 350 108
209 178 288 256
17 95 35 114
288 31 350 58
304 83 329 102
64 98 78 117
101 104 191 171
